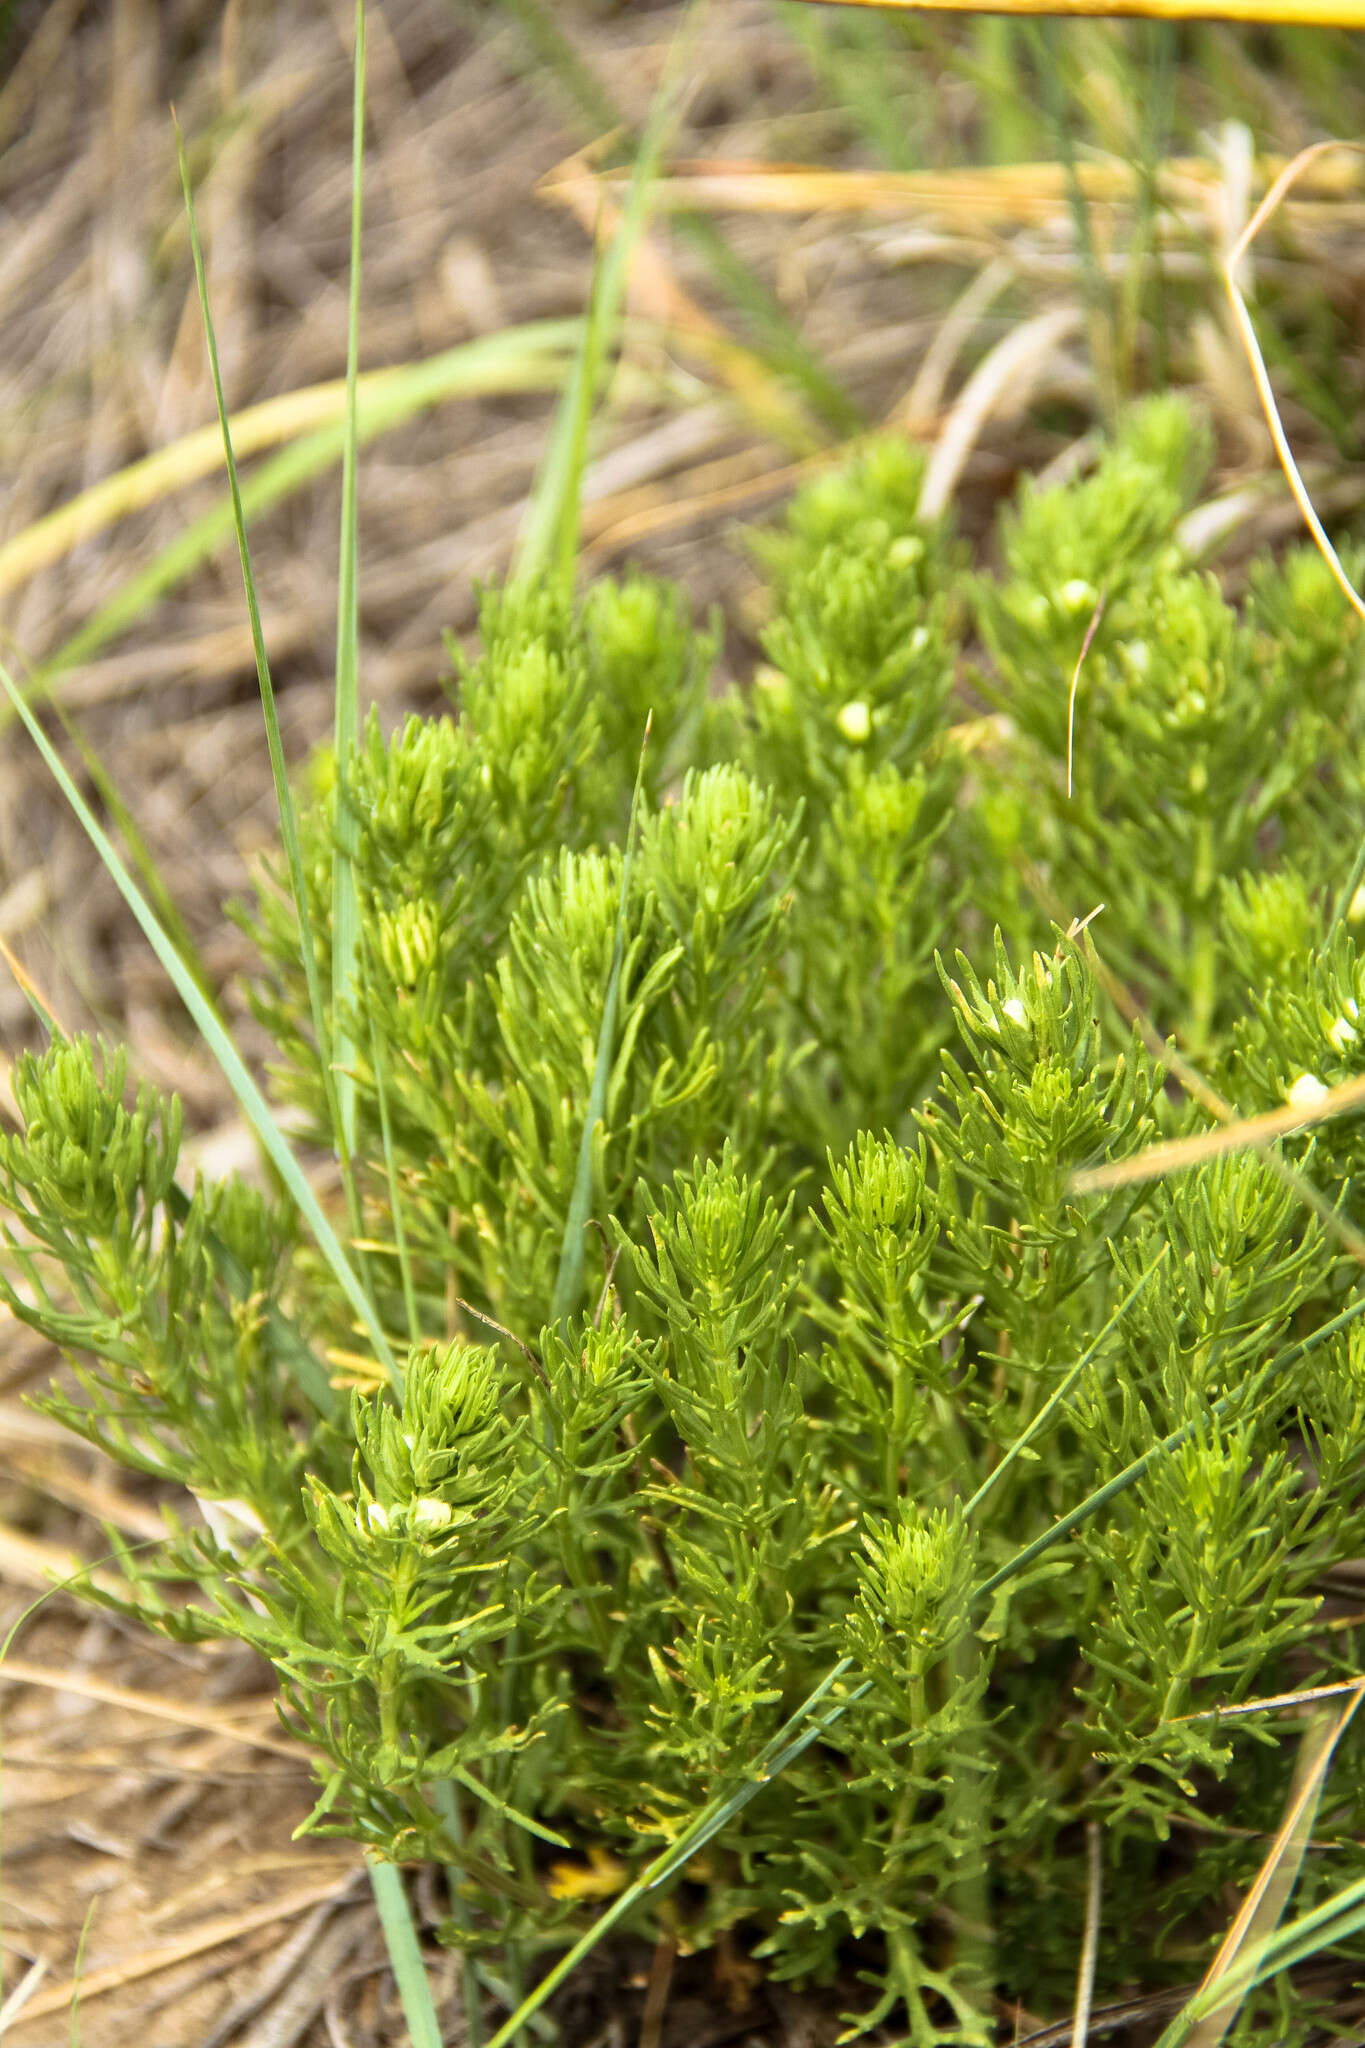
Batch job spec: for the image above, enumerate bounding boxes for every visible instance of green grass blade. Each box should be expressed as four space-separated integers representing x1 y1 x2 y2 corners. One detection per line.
550 717 652 1326
368 1858 443 2048
515 5 695 591
0 651 398 1389
976 1285 1365 1606
1026 20 1117 419
483 1658 869 2048
1153 1689 1364 2048
517 243 606 595
174 113 368 1260
1154 1870 1365 2042
67 1897 98 2048
470 0 857 438
332 0 366 1171
363 967 420 1347
779 1 919 172
45 693 214 1003
429 1779 486 2046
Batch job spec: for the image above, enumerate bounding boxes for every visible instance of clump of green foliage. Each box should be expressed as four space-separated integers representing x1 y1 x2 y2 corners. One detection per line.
8 397 1365 2043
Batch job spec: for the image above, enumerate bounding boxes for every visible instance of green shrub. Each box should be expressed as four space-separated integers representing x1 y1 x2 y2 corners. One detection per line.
9 401 1365 2043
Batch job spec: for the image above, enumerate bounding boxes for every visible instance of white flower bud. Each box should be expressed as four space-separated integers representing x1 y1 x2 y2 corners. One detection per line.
1286 1073 1330 1112
837 700 872 744
409 1497 454 1535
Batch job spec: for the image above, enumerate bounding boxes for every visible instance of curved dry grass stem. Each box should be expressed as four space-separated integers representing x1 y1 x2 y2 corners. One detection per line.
1224 139 1365 628
1071 1821 1103 2048
1164 1682 1365 2048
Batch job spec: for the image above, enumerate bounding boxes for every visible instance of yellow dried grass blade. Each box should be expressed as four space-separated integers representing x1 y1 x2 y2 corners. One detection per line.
1070 1072 1365 1194
1158 1683 1365 2048
0 326 579 605
786 0 1365 25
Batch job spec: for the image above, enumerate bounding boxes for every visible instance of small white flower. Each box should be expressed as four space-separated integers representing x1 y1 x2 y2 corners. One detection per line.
195 1496 266 1556
1328 1016 1358 1054
837 700 872 744
1286 1073 1330 1112
357 1500 391 1537
1060 578 1098 614
1351 885 1365 925
409 1497 455 1535
1002 996 1027 1026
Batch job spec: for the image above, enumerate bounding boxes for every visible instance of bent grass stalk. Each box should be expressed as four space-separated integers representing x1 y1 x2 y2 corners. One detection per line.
0 645 393 1386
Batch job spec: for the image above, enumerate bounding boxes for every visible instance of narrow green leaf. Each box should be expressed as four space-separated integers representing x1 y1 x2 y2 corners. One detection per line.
332 0 367 1169
447 1763 571 1848
429 1779 485 2047
465 0 857 436
483 1658 869 2048
550 715 652 1326
976 1285 1365 1605
0 651 398 1389
363 943 420 1348
516 3 701 589
368 1859 443 2048
68 1897 98 2048
174 113 370 1271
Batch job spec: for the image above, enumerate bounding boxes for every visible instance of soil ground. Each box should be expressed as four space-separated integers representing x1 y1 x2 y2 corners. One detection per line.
1 3 1362 2043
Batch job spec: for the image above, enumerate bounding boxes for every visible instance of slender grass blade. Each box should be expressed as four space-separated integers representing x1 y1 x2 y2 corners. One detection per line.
368 1859 443 2048
332 0 367 1171
175 113 374 1294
